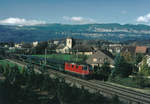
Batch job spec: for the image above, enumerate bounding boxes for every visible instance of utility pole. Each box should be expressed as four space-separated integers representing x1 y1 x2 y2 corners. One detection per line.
76 49 78 62
45 48 47 65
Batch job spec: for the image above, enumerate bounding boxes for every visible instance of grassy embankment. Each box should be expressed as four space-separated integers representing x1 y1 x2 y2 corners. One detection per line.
33 54 88 63
109 76 150 93
0 59 23 71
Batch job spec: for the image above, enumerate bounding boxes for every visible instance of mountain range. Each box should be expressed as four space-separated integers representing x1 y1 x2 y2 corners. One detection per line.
1 23 150 43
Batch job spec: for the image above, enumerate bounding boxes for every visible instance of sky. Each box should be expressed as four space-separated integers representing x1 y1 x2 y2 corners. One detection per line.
0 0 150 25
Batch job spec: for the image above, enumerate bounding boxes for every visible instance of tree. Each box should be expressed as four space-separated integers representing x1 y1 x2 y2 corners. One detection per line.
22 43 32 49
121 51 133 63
111 95 121 104
134 73 149 88
0 65 4 74
0 48 6 57
35 41 48 54
8 65 20 83
94 61 111 81
136 53 144 65
121 52 138 75
112 54 133 78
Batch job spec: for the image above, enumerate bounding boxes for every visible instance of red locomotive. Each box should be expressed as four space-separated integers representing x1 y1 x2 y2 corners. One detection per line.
65 62 92 78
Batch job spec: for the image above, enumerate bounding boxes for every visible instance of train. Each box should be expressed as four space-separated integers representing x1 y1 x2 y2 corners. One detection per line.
11 54 93 79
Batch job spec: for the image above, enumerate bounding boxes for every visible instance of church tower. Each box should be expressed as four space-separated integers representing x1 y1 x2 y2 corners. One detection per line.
66 37 72 49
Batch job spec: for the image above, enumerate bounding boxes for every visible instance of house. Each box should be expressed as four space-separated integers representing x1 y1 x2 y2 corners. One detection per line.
72 45 95 55
146 55 150 67
4 45 9 48
135 46 147 54
56 44 67 53
121 46 148 55
109 44 122 47
138 55 150 71
86 50 114 67
32 41 38 47
53 41 59 45
108 46 122 53
108 44 122 54
121 46 136 55
14 43 22 48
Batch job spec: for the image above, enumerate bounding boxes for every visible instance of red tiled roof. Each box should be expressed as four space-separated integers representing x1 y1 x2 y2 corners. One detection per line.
135 46 147 53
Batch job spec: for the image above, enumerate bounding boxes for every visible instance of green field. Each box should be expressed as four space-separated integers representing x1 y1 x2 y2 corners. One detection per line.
0 60 22 70
33 54 88 63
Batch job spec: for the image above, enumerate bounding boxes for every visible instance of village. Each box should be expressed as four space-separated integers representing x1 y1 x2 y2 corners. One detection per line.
1 37 150 71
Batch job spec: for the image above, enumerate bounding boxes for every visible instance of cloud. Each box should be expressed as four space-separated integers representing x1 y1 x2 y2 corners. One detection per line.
136 13 150 23
62 16 95 24
0 17 46 26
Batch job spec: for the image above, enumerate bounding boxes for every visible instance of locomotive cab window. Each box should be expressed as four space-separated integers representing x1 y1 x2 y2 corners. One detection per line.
83 66 88 70
88 65 93 70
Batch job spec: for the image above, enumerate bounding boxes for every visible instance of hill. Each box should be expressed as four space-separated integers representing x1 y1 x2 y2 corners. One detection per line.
1 23 150 42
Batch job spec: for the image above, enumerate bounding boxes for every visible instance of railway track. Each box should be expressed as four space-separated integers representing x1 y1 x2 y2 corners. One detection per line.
89 80 150 104
90 80 150 99
47 70 150 104
6 58 150 104
54 71 150 104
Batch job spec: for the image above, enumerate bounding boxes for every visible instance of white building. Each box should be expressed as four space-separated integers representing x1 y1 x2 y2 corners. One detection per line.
53 41 59 45
4 45 8 48
66 37 72 49
56 37 72 53
138 55 150 71
146 55 150 67
32 41 38 47
15 43 22 48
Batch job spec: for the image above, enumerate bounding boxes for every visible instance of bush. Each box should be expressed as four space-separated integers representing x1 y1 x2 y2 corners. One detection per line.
109 75 150 89
133 73 150 88
0 56 3 60
111 95 121 104
109 76 138 88
93 61 111 81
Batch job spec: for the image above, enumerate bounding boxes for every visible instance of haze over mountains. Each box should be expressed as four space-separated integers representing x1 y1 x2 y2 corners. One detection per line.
1 23 150 43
